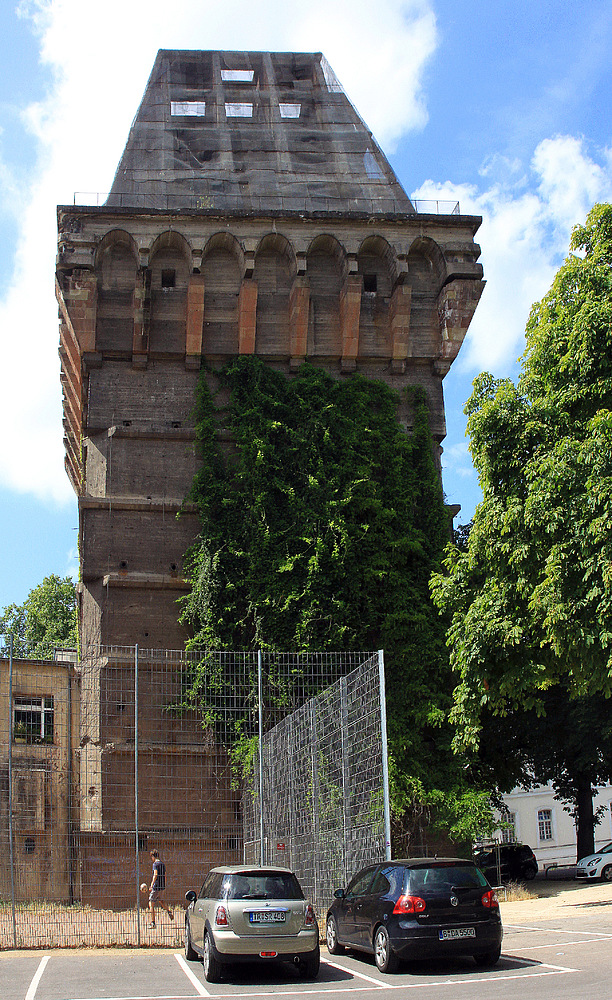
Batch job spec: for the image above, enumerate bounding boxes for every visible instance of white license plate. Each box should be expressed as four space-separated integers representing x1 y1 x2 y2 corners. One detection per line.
249 911 286 923
439 927 476 940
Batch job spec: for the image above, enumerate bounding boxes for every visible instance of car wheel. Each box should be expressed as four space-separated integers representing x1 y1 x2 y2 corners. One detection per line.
601 865 612 882
374 925 399 974
300 944 320 979
523 863 538 881
474 946 501 967
184 918 198 962
203 932 222 983
326 915 345 955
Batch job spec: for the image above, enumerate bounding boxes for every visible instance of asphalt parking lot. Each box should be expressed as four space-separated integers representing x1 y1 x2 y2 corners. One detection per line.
2 880 611 1000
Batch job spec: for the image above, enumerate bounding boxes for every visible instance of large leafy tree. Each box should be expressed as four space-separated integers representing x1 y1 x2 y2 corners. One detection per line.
0 574 78 659
431 203 612 854
182 356 495 846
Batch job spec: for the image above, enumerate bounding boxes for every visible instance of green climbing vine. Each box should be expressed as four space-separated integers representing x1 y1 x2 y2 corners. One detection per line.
180 356 488 846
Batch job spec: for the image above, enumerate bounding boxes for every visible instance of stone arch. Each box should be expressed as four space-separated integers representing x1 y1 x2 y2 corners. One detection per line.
357 235 394 356
95 230 139 353
201 232 242 356
306 235 346 356
254 234 296 356
406 237 446 357
148 231 191 355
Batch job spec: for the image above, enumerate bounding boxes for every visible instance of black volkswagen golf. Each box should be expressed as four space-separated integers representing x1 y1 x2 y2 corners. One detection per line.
326 858 503 973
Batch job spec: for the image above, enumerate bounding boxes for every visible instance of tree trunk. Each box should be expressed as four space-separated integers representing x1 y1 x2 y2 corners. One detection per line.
575 776 595 861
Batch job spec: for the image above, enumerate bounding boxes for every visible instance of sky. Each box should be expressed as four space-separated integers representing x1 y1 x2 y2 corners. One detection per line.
0 0 611 612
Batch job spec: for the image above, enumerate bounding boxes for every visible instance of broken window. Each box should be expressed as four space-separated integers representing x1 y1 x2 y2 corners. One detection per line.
279 103 301 118
221 69 254 83
225 103 253 118
170 101 206 116
13 696 54 744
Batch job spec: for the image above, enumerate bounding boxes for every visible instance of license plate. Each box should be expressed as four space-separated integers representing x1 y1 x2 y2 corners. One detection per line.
249 910 286 923
439 927 476 940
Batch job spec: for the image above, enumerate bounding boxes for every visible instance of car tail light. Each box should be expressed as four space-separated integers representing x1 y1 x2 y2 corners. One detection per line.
393 894 426 914
304 904 317 926
481 890 499 908
215 905 229 925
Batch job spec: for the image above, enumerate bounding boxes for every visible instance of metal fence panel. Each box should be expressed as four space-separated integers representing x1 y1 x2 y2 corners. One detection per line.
0 644 385 949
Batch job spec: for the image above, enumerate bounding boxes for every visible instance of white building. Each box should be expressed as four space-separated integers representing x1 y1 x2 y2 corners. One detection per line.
495 784 612 869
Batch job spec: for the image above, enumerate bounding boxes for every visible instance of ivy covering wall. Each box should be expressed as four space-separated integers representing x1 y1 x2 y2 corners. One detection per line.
182 357 489 846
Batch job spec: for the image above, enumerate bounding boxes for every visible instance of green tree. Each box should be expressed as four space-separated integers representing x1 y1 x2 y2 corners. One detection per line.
182 356 493 846
430 203 612 853
0 574 78 658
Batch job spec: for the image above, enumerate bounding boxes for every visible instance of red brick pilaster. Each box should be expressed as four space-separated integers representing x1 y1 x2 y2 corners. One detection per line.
390 283 412 372
239 279 258 354
186 273 205 366
340 275 362 371
289 277 309 367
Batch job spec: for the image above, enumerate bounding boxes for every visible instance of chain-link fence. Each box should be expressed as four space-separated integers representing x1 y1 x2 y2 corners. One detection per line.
0 644 388 949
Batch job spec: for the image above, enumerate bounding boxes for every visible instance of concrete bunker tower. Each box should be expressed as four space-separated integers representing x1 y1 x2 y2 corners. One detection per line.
57 49 484 652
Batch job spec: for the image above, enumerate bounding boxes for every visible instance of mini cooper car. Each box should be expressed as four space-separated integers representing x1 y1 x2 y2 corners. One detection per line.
575 842 612 881
184 865 320 982
326 858 503 973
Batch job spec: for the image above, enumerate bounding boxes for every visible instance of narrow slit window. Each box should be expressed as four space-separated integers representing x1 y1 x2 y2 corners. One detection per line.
279 103 301 118
225 103 253 118
171 101 206 117
363 274 377 293
221 69 254 83
161 269 176 289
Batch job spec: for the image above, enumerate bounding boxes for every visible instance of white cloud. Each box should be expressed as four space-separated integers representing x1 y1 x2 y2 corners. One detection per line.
0 0 437 501
441 442 474 480
413 136 612 373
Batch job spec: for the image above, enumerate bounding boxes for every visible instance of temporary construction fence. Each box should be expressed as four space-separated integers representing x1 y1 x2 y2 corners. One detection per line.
0 643 389 949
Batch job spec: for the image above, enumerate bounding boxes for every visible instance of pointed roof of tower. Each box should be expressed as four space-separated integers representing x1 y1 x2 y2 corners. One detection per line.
107 50 414 214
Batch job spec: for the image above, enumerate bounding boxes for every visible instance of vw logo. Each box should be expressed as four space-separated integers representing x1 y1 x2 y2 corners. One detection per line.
450 894 459 907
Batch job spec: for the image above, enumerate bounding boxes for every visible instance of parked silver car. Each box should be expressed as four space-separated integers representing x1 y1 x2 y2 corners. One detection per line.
184 865 320 982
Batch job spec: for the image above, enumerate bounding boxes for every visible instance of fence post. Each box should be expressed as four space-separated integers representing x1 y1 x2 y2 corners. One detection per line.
8 635 17 948
258 650 265 866
134 644 141 946
310 701 320 909
340 675 350 885
378 650 392 861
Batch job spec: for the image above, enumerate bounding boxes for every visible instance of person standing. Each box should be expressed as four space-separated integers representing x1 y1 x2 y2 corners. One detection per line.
148 849 173 927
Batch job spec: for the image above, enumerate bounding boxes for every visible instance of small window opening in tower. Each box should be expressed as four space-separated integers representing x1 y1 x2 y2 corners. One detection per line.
279 103 301 118
171 101 206 116
363 273 377 293
161 269 176 288
221 69 254 82
225 103 253 118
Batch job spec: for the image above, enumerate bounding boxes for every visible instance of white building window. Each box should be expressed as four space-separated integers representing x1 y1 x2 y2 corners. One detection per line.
538 808 553 841
221 69 254 83
279 103 301 118
225 103 253 118
13 696 54 744
501 812 516 843
171 101 206 116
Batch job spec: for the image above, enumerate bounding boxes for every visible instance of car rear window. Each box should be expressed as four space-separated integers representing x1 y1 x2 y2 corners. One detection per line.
408 864 488 892
224 871 304 901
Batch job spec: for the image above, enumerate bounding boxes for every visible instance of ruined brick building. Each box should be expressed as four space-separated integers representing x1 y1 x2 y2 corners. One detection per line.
53 51 484 901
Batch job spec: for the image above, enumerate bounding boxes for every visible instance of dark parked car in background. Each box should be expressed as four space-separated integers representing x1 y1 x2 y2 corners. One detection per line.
473 843 538 884
326 858 502 973
184 866 319 982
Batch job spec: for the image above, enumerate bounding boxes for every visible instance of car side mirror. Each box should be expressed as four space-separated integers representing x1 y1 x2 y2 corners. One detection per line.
185 890 197 903
334 888 345 899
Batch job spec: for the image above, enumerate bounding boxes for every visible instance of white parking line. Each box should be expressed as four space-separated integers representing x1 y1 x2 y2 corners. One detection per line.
505 923 612 937
175 953 211 996
25 956 49 1000
322 958 386 987
515 937 612 950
